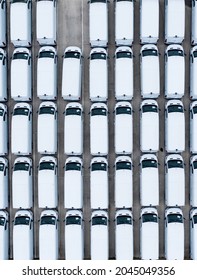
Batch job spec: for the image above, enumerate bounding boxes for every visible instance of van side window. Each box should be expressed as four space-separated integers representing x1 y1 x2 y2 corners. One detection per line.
28 0 31 9
193 0 195 7
3 111 6 121
4 166 7 176
191 54 194 63
3 57 6 66
1 0 5 9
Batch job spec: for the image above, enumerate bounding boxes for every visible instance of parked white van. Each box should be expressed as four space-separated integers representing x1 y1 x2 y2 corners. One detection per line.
0 0 6 47
10 0 32 47
12 157 32 209
37 101 57 154
0 103 7 155
89 0 108 47
64 210 84 260
140 44 160 98
0 48 7 101
165 100 185 153
89 48 108 102
0 210 8 260
165 44 185 99
140 207 159 260
11 47 32 101
90 103 108 156
190 155 197 207
165 154 185 207
64 102 83 155
64 157 83 209
11 103 32 155
190 101 197 154
115 0 134 46
0 157 8 209
39 209 59 260
115 46 133 100
36 0 57 46
91 210 109 260
115 209 133 260
114 102 133 155
62 46 82 101
140 0 159 44
190 46 197 100
140 99 159 153
38 156 57 208
37 46 57 100
140 154 159 206
192 0 197 45
165 207 184 260
115 156 133 209
13 210 33 260
190 208 197 260
165 0 185 44
90 157 108 209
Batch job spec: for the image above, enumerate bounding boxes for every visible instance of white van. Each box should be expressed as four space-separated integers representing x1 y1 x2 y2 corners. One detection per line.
115 156 133 209
37 101 57 154
115 0 134 46
38 156 57 208
0 48 7 101
11 103 32 155
165 154 185 207
90 157 108 209
64 102 83 155
89 48 108 102
64 157 83 209
114 102 133 155
140 44 160 98
36 0 57 46
165 207 184 260
39 209 59 260
115 209 133 260
0 210 8 260
190 208 197 260
12 157 32 209
165 0 185 44
91 210 109 260
0 157 8 209
64 210 84 260
165 100 185 153
90 103 108 156
0 103 7 155
190 46 197 100
115 46 133 100
140 154 159 206
10 0 32 47
11 47 32 101
140 99 159 153
0 0 6 47
89 0 108 47
192 0 197 45
165 44 185 99
62 46 82 101
13 210 33 260
140 207 159 260
190 155 197 207
37 46 57 100
140 0 159 44
190 101 197 154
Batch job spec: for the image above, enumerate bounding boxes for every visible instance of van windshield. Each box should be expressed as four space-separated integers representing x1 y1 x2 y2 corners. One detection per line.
65 108 82 116
167 105 183 113
167 214 183 223
116 51 132 59
39 106 55 115
64 51 80 59
91 0 106 3
116 161 131 170
193 161 197 169
91 108 107 116
91 53 106 60
167 159 183 169
14 216 30 225
167 49 184 57
142 49 158 57
142 159 157 168
92 216 107 226
0 217 5 226
91 162 107 171
39 51 55 59
13 53 29 60
192 106 197 114
116 107 132 115
65 162 81 171
13 108 29 116
0 163 5 172
66 216 82 225
14 162 30 171
40 216 56 225
142 213 158 223
0 108 4 116
193 51 197 58
117 215 132 225
142 105 158 113
12 0 28 4
0 53 3 60
39 162 55 170
193 215 197 224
